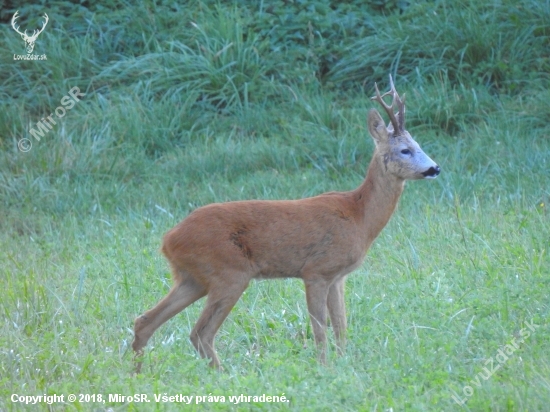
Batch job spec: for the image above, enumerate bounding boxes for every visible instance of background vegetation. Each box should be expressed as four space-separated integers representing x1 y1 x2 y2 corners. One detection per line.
1 0 549 410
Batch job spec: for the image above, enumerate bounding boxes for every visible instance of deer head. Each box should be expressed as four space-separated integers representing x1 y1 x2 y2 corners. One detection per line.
369 75 440 180
11 11 49 54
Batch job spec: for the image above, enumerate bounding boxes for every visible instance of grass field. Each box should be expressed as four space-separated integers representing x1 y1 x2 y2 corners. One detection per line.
1 1 549 410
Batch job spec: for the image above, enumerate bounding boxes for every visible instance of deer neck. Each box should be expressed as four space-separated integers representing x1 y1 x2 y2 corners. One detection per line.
353 151 405 249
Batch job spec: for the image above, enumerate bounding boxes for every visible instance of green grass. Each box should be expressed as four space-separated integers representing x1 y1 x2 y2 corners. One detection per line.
1 1 549 410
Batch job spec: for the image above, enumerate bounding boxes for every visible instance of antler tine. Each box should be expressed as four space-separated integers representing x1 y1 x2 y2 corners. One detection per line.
389 75 406 132
371 75 400 133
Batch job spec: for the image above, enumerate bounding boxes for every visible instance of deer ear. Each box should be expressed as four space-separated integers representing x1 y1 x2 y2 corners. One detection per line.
367 109 389 145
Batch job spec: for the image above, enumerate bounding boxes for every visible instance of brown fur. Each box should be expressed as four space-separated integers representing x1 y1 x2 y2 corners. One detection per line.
132 82 439 371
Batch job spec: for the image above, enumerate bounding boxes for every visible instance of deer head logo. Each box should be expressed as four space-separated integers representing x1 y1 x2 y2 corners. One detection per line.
11 10 49 54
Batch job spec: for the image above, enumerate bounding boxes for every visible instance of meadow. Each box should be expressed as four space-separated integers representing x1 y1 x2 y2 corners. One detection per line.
1 0 549 410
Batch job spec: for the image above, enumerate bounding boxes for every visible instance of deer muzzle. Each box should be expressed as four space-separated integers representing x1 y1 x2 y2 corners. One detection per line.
422 165 441 179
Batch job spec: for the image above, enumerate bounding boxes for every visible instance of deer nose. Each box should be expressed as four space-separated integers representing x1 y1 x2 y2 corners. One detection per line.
422 165 440 178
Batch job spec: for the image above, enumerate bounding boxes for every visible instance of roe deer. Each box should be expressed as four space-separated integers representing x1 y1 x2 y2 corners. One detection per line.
132 75 440 371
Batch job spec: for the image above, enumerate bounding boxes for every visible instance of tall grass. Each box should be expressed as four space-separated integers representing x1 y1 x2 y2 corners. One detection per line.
329 0 550 92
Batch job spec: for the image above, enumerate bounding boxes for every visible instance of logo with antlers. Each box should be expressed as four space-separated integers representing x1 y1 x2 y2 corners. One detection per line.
11 10 49 54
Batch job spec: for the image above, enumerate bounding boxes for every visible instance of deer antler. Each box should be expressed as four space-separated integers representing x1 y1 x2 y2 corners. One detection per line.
32 13 49 40
371 74 406 135
11 11 27 38
11 11 49 41
29 13 49 40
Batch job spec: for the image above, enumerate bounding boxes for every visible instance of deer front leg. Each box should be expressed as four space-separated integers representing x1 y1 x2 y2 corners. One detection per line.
304 278 330 364
327 277 347 355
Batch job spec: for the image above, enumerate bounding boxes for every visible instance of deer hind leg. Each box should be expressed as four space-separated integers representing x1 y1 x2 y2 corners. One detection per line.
304 278 330 364
327 277 347 355
133 274 206 373
190 275 250 369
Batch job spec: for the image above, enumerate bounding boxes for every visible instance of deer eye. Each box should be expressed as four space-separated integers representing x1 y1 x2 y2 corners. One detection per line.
401 149 411 155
